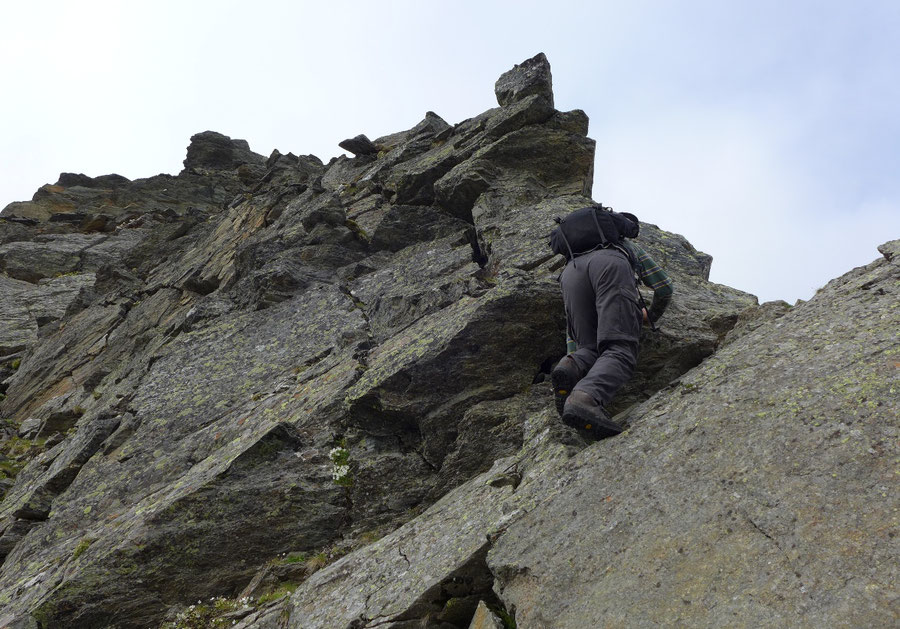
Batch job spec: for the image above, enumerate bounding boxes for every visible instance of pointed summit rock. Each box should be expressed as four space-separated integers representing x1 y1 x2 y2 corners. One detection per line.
494 51 554 108
182 130 266 172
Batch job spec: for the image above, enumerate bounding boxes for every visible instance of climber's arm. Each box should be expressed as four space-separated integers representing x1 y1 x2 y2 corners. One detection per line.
631 242 674 324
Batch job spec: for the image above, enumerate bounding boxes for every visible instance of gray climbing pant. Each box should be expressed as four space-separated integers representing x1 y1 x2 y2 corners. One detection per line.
560 248 641 406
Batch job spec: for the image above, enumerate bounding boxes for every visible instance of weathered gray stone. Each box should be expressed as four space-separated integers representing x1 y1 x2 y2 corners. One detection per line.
287 458 515 628
388 141 461 205
344 274 564 468
547 109 590 135
348 234 480 342
232 601 290 629
1 416 120 523
432 391 542 499
433 159 499 221
494 52 554 108
0 234 101 282
278 397 578 629
15 418 41 440
79 230 147 270
469 601 505 629
55 172 131 189
339 134 378 156
486 243 899 628
410 111 452 137
0 299 131 422
484 93 556 139
0 277 38 354
258 240 898 629
877 237 899 260
1 53 888 629
183 130 266 173
368 204 471 252
29 274 96 323
720 299 792 347
0 515 35 564
0 218 32 245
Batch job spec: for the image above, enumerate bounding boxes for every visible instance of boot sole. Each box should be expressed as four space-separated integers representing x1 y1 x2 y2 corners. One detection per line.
562 405 622 440
551 363 580 417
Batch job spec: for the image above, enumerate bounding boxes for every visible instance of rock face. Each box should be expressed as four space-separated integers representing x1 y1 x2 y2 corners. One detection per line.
495 52 554 108
0 53 892 629
279 242 899 629
486 242 899 628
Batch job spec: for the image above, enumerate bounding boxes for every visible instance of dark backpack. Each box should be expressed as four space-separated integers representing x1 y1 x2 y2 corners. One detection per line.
550 204 656 330
549 204 640 263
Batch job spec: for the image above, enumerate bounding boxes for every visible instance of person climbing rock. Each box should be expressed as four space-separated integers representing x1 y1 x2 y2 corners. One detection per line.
548 206 673 439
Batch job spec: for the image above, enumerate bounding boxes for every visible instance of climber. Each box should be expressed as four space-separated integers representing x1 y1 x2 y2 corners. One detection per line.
548 207 673 439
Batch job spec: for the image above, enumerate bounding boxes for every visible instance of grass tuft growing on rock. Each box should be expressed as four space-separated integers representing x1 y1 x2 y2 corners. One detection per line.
490 603 517 629
256 583 299 605
0 435 48 484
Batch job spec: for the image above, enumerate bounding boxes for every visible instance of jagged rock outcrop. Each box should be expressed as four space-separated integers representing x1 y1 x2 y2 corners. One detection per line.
272 241 899 628
1 53 885 629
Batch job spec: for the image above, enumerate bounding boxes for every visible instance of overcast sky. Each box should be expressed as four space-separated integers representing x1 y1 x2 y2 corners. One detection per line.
2 0 897 303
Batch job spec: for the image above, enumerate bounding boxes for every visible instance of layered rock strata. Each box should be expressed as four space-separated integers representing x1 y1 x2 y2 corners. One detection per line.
276 238 898 628
2 53 882 629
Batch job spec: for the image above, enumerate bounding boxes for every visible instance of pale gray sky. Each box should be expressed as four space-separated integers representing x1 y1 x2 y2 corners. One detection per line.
2 0 898 303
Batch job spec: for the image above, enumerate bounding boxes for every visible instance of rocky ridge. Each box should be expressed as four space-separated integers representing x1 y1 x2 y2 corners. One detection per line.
0 53 895 628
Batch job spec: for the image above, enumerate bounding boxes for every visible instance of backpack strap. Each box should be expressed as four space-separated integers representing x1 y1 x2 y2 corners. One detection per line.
553 216 579 268
590 207 609 246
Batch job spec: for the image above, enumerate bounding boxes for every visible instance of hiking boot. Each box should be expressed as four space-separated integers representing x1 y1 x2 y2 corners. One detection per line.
551 355 583 417
562 390 622 440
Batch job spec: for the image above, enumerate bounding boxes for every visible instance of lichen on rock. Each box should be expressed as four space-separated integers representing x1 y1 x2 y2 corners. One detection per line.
0 54 894 629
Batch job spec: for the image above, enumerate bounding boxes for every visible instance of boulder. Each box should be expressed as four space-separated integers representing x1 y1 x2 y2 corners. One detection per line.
15 418 42 440
494 52 554 108
182 130 266 173
339 134 378 156
469 601 505 629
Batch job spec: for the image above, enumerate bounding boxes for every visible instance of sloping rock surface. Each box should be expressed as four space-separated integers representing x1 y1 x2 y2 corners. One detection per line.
3 53 884 629
279 243 899 628
486 241 899 627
